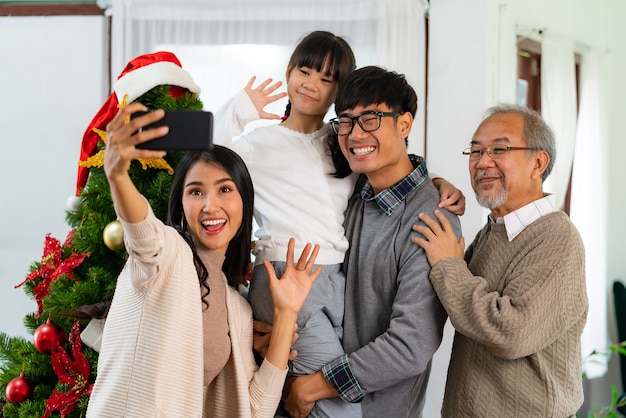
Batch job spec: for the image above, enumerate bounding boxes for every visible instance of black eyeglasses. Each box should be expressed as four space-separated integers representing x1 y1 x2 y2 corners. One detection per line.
462 145 540 160
329 111 401 135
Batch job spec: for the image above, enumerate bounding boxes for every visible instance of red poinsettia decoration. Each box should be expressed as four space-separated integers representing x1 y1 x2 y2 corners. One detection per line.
15 230 88 318
43 322 94 418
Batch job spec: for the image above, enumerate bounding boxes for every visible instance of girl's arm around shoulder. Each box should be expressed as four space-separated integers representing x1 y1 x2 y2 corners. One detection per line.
431 176 466 216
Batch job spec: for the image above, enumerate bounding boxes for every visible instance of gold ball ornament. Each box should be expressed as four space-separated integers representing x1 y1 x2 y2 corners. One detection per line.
103 219 125 251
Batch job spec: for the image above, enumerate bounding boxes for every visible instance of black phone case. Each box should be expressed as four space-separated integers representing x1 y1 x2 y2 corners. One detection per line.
133 110 213 151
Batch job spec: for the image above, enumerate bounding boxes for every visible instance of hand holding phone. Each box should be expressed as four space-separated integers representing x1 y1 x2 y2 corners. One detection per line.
132 110 213 151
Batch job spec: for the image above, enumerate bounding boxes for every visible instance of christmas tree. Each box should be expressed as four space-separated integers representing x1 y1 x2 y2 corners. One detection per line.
0 52 203 417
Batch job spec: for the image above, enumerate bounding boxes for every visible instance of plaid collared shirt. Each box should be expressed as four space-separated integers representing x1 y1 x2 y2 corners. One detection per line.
322 354 365 403
359 155 429 216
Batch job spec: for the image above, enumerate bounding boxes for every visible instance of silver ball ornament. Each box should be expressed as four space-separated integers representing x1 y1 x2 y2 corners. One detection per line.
66 195 82 211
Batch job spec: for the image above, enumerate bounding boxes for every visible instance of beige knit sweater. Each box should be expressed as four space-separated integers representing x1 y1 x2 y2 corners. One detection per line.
430 212 587 417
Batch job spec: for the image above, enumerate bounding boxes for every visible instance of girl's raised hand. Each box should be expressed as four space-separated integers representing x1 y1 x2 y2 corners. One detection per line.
244 76 288 120
264 238 321 315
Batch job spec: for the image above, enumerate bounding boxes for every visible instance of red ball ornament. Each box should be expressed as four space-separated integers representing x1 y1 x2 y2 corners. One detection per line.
33 318 66 355
5 371 34 404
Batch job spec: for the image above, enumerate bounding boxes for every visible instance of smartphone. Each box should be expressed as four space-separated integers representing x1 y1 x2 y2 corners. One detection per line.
132 110 213 151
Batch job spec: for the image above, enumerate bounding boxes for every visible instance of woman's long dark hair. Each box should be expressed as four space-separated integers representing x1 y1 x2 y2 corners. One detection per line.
167 146 254 307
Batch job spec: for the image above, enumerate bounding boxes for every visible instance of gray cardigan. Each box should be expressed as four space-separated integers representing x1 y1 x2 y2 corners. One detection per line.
341 173 461 418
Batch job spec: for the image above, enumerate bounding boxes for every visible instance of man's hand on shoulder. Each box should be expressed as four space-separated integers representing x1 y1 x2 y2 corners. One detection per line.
412 210 465 267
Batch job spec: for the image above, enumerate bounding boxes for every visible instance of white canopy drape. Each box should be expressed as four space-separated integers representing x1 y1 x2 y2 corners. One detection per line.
571 47 609 379
518 28 609 379
99 0 428 154
540 31 578 210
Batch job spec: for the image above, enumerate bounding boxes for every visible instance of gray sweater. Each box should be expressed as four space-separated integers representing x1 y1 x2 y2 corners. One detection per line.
342 173 461 418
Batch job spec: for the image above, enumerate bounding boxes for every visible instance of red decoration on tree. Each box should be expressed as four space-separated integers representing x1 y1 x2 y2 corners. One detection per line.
33 318 66 355
62 228 78 249
5 371 34 404
43 322 94 418
14 230 89 317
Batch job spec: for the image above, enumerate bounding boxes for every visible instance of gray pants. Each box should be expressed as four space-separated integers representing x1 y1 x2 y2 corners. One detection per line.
248 262 361 418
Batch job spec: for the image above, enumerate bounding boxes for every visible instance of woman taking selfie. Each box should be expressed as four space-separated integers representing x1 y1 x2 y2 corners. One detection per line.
86 103 321 418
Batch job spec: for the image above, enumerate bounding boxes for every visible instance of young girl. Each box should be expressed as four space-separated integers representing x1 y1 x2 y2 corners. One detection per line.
214 30 464 417
86 102 321 418
215 30 362 418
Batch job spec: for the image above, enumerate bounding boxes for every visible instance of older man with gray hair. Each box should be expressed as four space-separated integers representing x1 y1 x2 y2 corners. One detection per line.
413 103 588 417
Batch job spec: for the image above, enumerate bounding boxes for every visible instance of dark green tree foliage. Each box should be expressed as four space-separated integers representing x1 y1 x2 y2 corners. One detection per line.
0 86 203 417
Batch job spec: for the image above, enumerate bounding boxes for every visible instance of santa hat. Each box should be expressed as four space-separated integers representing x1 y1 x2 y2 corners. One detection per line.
74 51 201 196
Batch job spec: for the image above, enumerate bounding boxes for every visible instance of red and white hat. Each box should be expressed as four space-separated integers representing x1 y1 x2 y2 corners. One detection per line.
74 51 201 196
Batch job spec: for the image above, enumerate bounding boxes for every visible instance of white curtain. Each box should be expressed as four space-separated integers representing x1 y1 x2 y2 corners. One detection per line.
540 31 578 210
570 47 609 379
100 0 428 154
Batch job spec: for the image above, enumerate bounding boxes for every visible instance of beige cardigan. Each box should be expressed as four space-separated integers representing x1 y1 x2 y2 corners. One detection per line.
86 208 287 418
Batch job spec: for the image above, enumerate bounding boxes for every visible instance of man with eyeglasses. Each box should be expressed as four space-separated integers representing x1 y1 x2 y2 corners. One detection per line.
412 104 587 417
283 65 461 418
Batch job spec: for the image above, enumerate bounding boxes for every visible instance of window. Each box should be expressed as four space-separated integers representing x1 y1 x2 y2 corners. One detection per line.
516 36 581 214
517 38 542 112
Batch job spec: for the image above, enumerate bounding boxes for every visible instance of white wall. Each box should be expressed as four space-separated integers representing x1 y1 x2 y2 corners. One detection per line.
598 0 626 320
423 1 491 415
0 15 107 340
